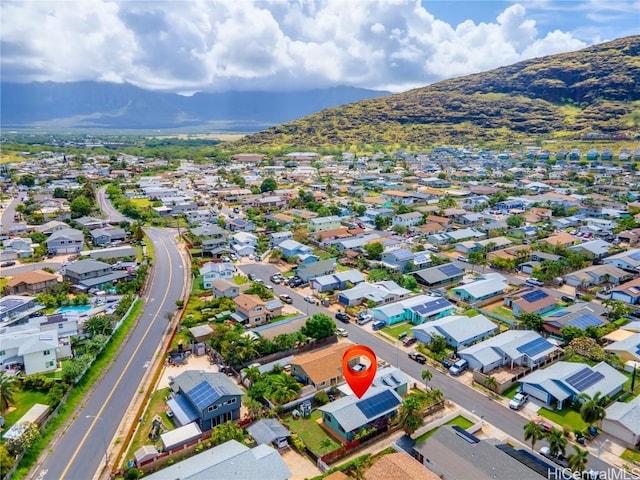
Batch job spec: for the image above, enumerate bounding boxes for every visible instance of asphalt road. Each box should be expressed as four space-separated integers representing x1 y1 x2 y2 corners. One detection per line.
239 262 615 473
96 186 128 224
0 262 63 277
34 227 186 480
1 196 20 233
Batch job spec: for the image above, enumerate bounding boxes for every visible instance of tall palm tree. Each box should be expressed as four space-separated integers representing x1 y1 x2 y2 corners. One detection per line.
578 391 607 427
270 374 301 405
243 366 261 386
523 420 544 452
547 428 567 458
421 369 432 389
568 445 589 473
397 395 424 435
0 372 17 415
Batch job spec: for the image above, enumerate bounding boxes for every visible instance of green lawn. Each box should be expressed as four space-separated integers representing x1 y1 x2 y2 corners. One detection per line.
461 309 479 317
382 322 412 340
414 415 474 444
3 389 50 431
282 410 340 456
269 313 299 324
233 274 248 285
191 275 207 296
490 305 516 320
501 383 520 400
537 407 587 431
125 388 173 465
621 448 640 464
130 198 151 208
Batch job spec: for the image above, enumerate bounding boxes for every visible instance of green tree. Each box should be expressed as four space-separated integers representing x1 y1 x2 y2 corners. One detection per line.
568 445 589 473
4 422 40 455
363 241 384 260
271 374 301 404
546 427 567 458
302 314 335 340
520 312 544 332
17 174 35 187
578 391 607 427
421 369 432 389
0 445 15 475
523 419 544 451
243 366 262 386
0 371 17 414
83 315 113 338
428 335 447 355
401 274 418 290
70 195 92 217
210 420 245 446
260 177 277 193
484 376 498 392
397 394 425 435
506 215 525 228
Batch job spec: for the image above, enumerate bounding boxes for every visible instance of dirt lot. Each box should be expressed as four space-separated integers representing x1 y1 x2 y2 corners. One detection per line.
280 448 322 479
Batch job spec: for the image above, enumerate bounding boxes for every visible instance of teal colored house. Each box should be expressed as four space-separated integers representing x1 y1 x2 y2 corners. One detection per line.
370 295 454 326
319 387 401 442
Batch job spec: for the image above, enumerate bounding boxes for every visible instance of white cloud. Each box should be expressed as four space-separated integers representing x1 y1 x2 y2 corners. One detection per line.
0 0 609 93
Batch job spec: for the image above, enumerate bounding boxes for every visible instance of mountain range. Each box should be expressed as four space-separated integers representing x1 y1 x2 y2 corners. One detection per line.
238 35 640 149
0 82 389 131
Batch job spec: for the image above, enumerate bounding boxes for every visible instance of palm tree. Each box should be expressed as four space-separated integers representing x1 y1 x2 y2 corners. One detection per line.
245 398 265 419
270 374 301 405
397 395 424 435
568 445 589 473
0 372 17 415
243 366 261 386
578 391 607 427
523 420 544 452
547 427 567 458
421 369 432 389
484 376 498 392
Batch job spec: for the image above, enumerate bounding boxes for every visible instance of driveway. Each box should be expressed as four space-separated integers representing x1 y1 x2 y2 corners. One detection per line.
280 448 322 479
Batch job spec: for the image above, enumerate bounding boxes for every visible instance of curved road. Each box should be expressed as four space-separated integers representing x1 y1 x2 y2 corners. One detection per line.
32 231 186 476
96 186 127 224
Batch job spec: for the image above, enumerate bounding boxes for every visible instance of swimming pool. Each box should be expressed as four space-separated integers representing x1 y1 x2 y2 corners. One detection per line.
57 305 93 314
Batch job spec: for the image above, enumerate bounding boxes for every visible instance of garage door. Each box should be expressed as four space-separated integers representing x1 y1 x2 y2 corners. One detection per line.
522 383 550 404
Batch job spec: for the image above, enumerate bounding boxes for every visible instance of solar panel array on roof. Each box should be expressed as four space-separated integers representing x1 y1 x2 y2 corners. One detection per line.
566 313 603 330
411 297 452 316
187 381 227 410
357 389 400 419
393 249 414 260
496 444 557 478
629 251 640 261
517 337 553 357
0 299 25 314
521 290 549 303
452 425 480 443
549 310 569 318
565 367 604 392
437 263 463 276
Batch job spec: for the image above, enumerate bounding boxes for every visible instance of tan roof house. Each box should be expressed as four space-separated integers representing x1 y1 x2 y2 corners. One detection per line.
233 293 268 327
290 343 351 389
4 270 59 295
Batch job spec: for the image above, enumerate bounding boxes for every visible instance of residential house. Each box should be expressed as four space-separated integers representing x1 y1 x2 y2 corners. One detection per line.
84 245 137 261
90 227 127 247
412 263 465 289
0 326 71 375
319 387 402 442
337 281 410 307
212 279 240 299
568 239 612 260
382 190 414 205
543 304 607 336
246 418 291 449
63 259 129 290
253 195 288 211
227 218 255 232
392 212 423 228
604 249 640 272
167 370 243 430
310 270 365 293
563 264 632 288
368 366 409 397
74 216 106 230
269 231 293 247
518 361 626 408
0 295 41 324
142 440 291 480
414 427 544 480
411 314 498 349
290 343 351 389
451 273 509 305
603 397 640 446
200 262 236 289
371 295 455 326
458 330 558 373
2 237 34 258
46 228 84 254
504 289 557 318
297 258 337 282
277 239 313 259
36 220 68 236
610 278 640 305
184 210 217 225
233 294 268 327
3 270 59 295
231 232 258 257
380 248 418 272
308 216 341 233
618 229 640 246
364 452 438 480
541 232 579 247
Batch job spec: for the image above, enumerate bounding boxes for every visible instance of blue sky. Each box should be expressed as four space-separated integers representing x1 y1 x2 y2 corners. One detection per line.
1 1 638 93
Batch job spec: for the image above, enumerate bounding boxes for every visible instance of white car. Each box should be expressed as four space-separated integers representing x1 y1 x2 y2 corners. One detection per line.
336 328 348 337
304 295 316 304
509 392 529 410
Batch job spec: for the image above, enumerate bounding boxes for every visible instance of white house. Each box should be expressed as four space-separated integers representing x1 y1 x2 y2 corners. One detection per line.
392 212 423 227
308 216 341 233
411 314 498 349
0 326 71 375
199 262 236 289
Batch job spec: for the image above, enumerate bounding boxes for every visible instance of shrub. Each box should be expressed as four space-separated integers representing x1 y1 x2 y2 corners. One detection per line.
126 468 142 480
314 391 329 405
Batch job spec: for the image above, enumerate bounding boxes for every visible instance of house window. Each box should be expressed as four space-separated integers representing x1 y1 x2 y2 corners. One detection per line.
43 350 51 356
0 350 5 356
59 324 64 329
47 361 55 368
208 404 219 412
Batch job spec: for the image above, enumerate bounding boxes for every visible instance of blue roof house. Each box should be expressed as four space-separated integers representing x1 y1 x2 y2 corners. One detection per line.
451 273 509 304
319 387 402 442
277 239 313 259
310 270 365 293
411 314 498 349
371 294 455 326
380 248 416 272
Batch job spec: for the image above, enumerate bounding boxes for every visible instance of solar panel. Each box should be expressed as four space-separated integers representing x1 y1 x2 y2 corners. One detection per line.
187 381 223 410
437 263 463 276
566 314 603 330
566 368 604 392
357 389 400 419
521 290 548 303
517 337 553 357
629 251 640 261
412 297 452 316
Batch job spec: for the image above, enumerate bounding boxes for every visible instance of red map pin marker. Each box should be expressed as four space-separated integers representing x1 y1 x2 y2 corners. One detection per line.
342 345 377 398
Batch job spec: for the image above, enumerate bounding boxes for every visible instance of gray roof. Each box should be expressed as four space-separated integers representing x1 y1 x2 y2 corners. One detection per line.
412 314 497 344
77 271 130 288
144 439 291 480
65 259 111 274
459 330 557 367
452 273 508 299
296 258 336 277
47 227 83 242
318 386 401 432
246 419 291 445
412 263 464 285
170 370 244 398
414 426 544 480
606 396 640 435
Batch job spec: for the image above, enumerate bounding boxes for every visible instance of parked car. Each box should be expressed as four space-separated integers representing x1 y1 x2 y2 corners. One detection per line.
304 295 316 304
336 327 348 337
335 312 350 323
535 419 553 433
402 337 417 347
509 392 529 410
372 320 386 331
457 256 469 262
270 275 282 284
408 352 427 364
449 359 468 376
539 446 569 468
0 261 16 267
279 294 293 304
357 313 373 325
561 295 575 303
525 277 544 286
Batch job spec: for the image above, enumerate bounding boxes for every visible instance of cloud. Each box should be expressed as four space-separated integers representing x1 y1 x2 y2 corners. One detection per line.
0 0 608 93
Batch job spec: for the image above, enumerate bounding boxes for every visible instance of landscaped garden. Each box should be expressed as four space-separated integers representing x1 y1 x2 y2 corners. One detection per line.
282 410 341 456
413 415 474 443
381 322 412 340
125 387 174 462
537 407 587 431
